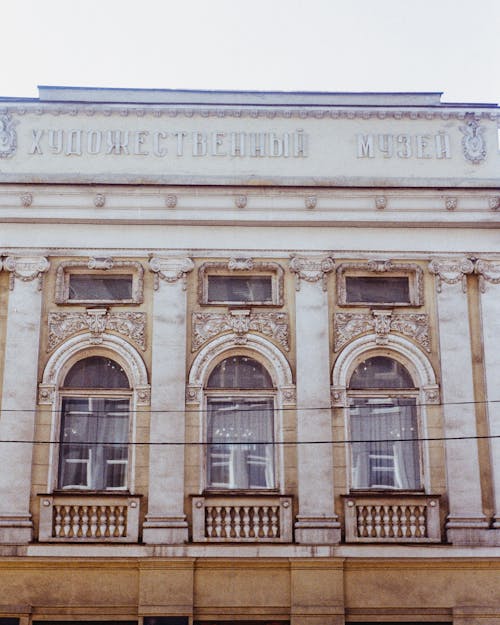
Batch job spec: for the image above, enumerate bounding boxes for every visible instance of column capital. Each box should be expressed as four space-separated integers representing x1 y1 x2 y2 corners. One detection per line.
149 256 194 290
475 259 500 292
428 257 474 293
4 256 49 290
289 254 334 291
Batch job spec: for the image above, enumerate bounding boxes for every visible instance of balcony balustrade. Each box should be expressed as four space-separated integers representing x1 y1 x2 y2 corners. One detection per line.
344 493 441 543
38 493 141 542
192 494 293 542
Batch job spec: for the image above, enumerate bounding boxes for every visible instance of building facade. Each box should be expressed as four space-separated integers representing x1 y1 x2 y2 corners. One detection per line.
0 87 499 625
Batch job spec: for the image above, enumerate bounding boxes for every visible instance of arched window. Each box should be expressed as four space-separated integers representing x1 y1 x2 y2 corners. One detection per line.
348 356 421 490
59 356 131 490
206 356 275 490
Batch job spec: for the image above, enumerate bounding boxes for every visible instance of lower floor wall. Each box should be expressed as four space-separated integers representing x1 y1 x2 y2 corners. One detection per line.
0 557 499 625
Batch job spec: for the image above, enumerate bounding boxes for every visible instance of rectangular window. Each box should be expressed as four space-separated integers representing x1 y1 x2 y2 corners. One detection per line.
59 397 129 490
350 398 420 490
345 276 410 304
207 275 273 304
207 398 275 489
68 274 133 301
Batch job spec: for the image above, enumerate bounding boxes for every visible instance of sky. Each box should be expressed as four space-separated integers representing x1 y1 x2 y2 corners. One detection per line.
3 0 500 105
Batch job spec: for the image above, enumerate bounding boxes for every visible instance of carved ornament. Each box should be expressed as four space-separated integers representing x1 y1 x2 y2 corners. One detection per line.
289 255 334 291
48 309 146 351
198 259 284 305
475 259 500 292
20 192 33 207
55 258 144 303
94 193 106 208
445 197 457 211
459 116 486 164
336 260 424 306
165 194 177 208
149 256 194 290
0 114 17 158
4 256 49 290
235 195 247 209
192 309 289 352
375 196 387 210
488 197 500 211
334 310 431 352
428 258 474 293
305 195 317 210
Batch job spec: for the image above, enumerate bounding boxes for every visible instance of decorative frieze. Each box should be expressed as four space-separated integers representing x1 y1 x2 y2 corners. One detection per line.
334 310 430 352
4 256 49 290
149 256 194 290
428 257 475 292
289 254 334 291
48 309 146 351
192 309 289 352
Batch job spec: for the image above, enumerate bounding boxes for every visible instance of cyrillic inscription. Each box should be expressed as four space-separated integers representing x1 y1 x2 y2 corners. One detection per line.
357 132 451 159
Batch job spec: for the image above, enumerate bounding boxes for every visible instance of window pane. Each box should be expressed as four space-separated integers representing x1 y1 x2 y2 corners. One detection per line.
350 398 420 489
68 274 133 300
207 276 273 303
345 276 410 303
64 356 130 389
207 398 274 489
59 397 129 490
350 356 414 389
207 356 273 389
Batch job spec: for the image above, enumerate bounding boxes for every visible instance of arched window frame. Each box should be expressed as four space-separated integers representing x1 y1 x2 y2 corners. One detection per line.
188 334 295 494
39 333 150 493
332 334 439 494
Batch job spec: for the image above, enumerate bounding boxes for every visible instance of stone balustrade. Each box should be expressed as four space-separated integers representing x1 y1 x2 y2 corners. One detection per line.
192 495 293 542
344 493 441 543
38 494 141 542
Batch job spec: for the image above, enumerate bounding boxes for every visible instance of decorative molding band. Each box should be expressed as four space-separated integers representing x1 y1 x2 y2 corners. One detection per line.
4 256 49 290
192 309 289 352
48 309 146 351
475 259 500 292
149 256 194 290
428 257 475 292
2 105 497 121
334 310 430 352
289 254 334 291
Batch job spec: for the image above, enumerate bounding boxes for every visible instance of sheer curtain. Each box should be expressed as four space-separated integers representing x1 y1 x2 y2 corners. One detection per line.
207 398 275 489
350 398 420 489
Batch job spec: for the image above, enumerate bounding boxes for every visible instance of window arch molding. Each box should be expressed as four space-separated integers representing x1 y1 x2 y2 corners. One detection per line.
39 333 150 492
331 333 439 407
187 333 295 406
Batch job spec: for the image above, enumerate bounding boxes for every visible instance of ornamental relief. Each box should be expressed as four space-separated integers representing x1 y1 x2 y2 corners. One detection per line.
459 116 486 164
289 254 334 291
192 310 289 352
334 310 430 352
48 309 146 351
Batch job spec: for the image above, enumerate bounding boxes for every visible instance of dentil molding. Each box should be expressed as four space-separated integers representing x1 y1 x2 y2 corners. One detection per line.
289 254 334 291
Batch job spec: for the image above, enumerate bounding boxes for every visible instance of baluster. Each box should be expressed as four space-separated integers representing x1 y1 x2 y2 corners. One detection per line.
357 505 366 537
365 505 374 538
205 506 214 538
62 505 72 537
54 505 62 537
233 506 242 538
81 506 89 538
374 505 382 537
382 505 391 538
418 505 427 538
261 506 270 538
409 505 417 537
270 506 279 538
242 506 251 538
214 507 222 538
223 506 233 539
117 506 126 537
90 506 98 537
251 506 261 538
108 506 117 537
98 506 107 537
71 505 80 538
400 506 408 538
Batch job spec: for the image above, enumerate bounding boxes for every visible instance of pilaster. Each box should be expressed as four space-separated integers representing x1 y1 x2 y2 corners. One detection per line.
142 256 194 544
290 255 340 544
429 258 488 543
0 256 49 543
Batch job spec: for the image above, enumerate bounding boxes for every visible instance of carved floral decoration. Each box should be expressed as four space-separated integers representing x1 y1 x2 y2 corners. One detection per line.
289 255 334 291
334 310 431 352
428 258 475 293
192 309 289 352
459 116 486 164
0 114 17 158
48 309 146 351
4 256 49 290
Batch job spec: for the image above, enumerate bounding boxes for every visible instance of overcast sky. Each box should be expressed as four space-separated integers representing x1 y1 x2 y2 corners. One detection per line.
3 0 500 104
